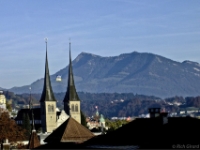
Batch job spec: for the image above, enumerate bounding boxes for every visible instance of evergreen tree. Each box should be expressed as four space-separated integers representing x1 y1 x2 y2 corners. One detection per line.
81 111 87 127
22 113 31 137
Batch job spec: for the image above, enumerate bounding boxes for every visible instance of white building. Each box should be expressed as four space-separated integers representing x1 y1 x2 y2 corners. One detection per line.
0 91 6 109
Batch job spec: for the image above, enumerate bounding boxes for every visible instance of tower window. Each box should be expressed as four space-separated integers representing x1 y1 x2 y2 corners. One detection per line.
51 105 54 112
72 104 74 112
75 104 78 112
48 105 54 112
48 105 51 112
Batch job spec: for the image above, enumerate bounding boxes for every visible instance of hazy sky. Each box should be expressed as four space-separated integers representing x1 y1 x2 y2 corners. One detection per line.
0 0 200 89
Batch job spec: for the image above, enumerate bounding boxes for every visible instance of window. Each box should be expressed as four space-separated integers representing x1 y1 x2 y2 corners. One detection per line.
72 104 74 112
75 104 78 112
48 105 51 112
48 105 54 112
51 105 54 112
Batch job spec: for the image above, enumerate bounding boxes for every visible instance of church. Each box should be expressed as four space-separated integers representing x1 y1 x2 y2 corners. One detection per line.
15 40 81 133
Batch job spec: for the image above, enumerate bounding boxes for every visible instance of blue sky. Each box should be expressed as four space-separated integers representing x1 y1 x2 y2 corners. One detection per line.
0 0 200 89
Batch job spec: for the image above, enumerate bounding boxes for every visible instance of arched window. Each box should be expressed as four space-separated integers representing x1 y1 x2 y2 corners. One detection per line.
72 104 74 112
48 105 54 112
75 104 78 112
48 105 51 112
51 105 54 112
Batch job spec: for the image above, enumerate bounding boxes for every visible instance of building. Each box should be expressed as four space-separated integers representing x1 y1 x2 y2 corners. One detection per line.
44 117 94 143
15 41 73 133
15 41 82 134
63 42 81 124
15 108 68 131
86 107 106 131
15 108 41 129
83 107 200 149
39 40 81 132
15 41 87 149
40 40 59 133
35 117 94 149
0 91 6 109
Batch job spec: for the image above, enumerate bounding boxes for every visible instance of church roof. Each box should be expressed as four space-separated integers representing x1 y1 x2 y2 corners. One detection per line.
63 42 80 102
40 41 56 102
44 117 94 143
15 108 41 120
27 130 40 149
15 108 62 121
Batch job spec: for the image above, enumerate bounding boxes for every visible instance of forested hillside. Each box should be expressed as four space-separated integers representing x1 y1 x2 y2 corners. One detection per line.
4 91 200 117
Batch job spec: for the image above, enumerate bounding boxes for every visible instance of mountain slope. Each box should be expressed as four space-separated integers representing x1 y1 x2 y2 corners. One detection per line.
9 52 200 98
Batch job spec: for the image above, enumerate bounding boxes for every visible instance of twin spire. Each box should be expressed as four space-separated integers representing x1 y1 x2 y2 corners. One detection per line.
40 39 56 102
63 41 80 103
40 38 79 103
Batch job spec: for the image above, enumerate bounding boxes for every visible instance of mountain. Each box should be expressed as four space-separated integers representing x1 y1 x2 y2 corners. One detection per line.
0 87 6 90
8 51 200 98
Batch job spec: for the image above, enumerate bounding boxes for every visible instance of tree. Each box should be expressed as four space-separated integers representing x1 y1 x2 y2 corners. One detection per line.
0 112 26 143
22 113 31 138
37 127 43 133
81 111 87 127
106 119 129 132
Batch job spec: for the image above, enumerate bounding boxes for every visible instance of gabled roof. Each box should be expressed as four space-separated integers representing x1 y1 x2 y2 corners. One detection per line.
63 42 80 103
40 41 56 102
44 117 94 143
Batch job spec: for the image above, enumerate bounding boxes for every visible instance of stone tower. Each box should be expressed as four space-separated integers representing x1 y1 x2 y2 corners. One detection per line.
40 39 57 133
63 42 81 123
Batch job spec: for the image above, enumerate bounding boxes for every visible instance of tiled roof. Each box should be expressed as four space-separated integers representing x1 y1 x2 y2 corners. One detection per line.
27 130 40 149
44 117 94 143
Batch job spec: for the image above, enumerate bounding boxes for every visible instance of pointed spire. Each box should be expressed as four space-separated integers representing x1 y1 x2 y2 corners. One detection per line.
40 38 56 102
63 41 80 102
29 87 32 110
29 87 35 130
28 87 40 149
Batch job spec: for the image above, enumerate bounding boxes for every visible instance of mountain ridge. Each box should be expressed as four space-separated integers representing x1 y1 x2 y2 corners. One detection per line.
4 51 200 98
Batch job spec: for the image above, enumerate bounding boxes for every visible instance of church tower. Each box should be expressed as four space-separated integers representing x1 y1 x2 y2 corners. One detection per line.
40 39 57 133
63 42 81 123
